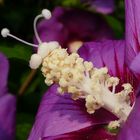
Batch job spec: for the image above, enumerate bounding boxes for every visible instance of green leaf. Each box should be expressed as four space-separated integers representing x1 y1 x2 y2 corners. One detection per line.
16 113 34 140
17 113 34 124
54 0 83 8
62 0 81 6
16 123 32 140
104 15 124 38
0 44 32 61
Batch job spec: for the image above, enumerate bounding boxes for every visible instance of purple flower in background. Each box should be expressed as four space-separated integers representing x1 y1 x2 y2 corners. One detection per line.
81 0 115 14
0 53 16 140
36 7 114 52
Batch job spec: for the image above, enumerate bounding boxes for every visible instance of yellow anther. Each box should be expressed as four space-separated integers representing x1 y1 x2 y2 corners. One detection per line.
107 77 119 87
71 92 81 100
122 83 133 93
85 95 101 114
99 67 108 74
68 86 78 93
59 78 68 87
76 57 84 63
57 87 64 94
85 95 95 114
108 120 120 129
45 79 53 86
84 61 93 71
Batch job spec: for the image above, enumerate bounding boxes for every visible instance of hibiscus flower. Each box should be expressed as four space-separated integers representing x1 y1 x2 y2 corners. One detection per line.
28 0 140 140
1 0 139 139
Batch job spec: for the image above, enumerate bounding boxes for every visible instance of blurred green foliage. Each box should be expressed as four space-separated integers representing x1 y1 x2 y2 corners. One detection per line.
16 113 34 140
0 44 32 61
0 0 125 139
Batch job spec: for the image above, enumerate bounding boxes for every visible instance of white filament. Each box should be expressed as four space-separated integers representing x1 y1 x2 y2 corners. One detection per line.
1 28 38 47
33 15 43 44
33 9 52 44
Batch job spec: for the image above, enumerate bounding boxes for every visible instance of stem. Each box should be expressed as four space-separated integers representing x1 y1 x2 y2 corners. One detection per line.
18 69 37 96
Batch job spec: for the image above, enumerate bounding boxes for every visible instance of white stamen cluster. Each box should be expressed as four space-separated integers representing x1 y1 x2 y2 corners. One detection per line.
41 45 133 128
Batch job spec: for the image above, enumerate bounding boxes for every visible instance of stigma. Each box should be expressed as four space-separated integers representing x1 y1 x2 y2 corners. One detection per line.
41 46 133 128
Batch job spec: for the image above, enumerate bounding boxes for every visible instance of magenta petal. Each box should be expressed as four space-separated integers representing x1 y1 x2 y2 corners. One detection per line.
129 53 140 79
0 94 16 140
90 0 115 14
78 42 104 68
117 90 140 140
90 127 116 140
125 0 140 65
42 126 116 140
42 133 88 140
93 0 115 14
78 40 125 78
0 53 9 95
28 85 116 140
41 127 98 140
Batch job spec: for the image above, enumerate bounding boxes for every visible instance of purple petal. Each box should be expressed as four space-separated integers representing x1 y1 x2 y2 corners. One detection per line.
41 126 99 140
0 53 9 96
89 126 116 140
36 7 114 48
125 0 140 80
125 0 140 65
81 0 115 14
42 126 116 140
0 94 16 140
129 53 140 80
78 40 125 77
28 85 116 140
117 89 140 140
78 41 104 68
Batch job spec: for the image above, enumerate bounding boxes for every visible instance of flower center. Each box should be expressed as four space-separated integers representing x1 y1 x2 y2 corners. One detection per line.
41 46 133 129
